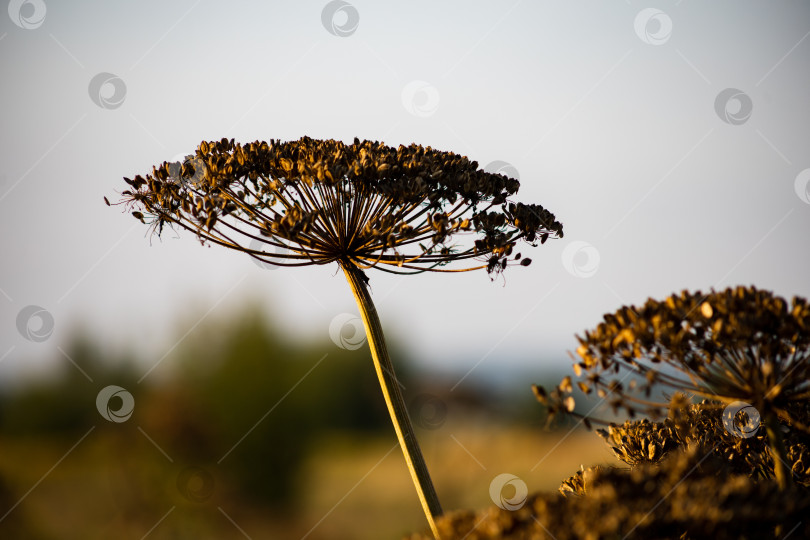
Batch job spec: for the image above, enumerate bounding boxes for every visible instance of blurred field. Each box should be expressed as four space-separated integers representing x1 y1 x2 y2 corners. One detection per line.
0 305 619 539
298 424 618 540
0 424 616 540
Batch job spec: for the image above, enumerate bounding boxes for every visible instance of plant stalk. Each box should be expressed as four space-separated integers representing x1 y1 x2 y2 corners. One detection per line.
763 411 791 490
342 262 443 539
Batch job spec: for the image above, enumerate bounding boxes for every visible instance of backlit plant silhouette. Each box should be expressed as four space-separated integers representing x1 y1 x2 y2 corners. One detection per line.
411 444 810 539
110 136 563 537
536 286 810 490
586 400 810 487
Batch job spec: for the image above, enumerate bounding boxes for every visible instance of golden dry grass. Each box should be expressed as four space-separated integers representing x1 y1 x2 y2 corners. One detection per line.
0 422 617 539
298 421 618 540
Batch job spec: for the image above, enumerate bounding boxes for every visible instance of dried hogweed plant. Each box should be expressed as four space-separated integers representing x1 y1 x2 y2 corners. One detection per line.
590 400 810 487
535 286 810 490
410 446 810 540
109 136 563 537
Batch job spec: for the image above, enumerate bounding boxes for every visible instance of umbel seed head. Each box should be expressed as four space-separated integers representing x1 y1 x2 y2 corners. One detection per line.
113 137 563 276
539 286 810 430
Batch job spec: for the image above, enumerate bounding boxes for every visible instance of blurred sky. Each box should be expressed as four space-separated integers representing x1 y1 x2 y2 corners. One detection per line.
1 0 809 386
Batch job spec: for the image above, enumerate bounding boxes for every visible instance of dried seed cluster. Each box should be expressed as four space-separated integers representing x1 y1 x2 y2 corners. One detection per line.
588 400 810 487
535 286 810 429
112 137 563 275
596 417 679 468
407 447 810 539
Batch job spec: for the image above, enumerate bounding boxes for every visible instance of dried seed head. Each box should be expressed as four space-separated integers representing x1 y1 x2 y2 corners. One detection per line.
111 137 563 276
539 286 810 445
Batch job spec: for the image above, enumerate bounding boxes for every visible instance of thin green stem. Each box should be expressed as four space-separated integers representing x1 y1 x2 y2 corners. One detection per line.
341 262 443 539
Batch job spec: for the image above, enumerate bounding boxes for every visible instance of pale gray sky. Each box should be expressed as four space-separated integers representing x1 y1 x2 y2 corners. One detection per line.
2 0 809 386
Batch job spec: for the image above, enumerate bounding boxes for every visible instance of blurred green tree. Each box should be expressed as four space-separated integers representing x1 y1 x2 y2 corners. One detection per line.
169 305 392 504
